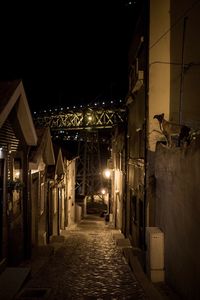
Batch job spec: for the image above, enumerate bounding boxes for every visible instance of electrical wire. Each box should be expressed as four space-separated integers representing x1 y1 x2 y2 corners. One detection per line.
150 0 200 50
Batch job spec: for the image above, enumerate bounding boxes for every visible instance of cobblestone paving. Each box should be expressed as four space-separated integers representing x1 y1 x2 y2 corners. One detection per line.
19 217 149 300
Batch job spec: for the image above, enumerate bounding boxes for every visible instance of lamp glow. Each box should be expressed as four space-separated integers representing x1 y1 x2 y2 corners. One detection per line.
101 188 106 195
103 169 111 179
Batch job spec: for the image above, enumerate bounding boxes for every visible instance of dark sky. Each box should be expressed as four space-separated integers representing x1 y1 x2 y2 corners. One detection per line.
0 0 141 111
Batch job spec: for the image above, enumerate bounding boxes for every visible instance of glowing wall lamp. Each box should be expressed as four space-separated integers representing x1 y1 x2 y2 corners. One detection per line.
103 169 111 179
101 188 106 195
0 146 6 159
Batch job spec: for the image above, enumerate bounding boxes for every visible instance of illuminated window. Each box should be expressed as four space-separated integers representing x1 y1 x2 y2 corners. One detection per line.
13 158 22 180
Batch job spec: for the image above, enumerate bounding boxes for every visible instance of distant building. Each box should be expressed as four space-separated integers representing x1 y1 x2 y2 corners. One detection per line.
51 145 77 236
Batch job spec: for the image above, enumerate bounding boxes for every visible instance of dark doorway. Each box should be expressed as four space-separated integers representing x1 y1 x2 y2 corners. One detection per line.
0 159 4 260
139 199 144 248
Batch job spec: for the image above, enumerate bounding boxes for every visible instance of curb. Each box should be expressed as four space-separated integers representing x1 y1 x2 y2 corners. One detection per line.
123 248 164 300
111 230 165 300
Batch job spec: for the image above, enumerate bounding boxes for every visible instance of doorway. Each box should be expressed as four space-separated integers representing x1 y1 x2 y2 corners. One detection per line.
0 159 4 260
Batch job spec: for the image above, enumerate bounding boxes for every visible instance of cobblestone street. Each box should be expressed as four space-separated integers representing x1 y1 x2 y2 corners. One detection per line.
17 216 149 300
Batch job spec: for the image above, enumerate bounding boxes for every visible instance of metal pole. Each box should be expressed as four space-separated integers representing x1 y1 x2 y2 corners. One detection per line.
179 17 188 124
82 132 87 195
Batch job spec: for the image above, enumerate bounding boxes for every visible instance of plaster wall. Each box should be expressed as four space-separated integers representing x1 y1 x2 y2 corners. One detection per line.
52 187 58 236
126 86 145 244
155 137 200 299
170 0 200 127
38 175 47 245
113 169 123 230
149 0 170 152
31 173 39 247
127 87 145 159
66 160 76 226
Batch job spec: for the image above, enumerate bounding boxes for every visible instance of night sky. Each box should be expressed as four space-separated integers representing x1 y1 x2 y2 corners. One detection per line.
0 0 141 111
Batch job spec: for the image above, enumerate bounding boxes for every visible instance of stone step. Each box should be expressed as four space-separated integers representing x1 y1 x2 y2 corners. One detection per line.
0 267 30 300
115 238 132 248
0 258 7 274
50 235 65 243
112 232 125 240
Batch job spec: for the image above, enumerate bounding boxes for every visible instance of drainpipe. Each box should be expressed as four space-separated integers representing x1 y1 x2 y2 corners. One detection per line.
143 0 150 259
23 145 31 259
57 186 60 235
179 17 188 124
124 107 129 237
46 179 51 244
1 148 7 259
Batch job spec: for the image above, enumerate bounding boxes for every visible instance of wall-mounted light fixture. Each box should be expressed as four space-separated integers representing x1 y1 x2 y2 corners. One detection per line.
0 146 6 159
103 169 111 179
101 188 106 195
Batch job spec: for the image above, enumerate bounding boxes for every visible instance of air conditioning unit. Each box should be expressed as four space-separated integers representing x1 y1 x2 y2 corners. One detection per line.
146 227 165 282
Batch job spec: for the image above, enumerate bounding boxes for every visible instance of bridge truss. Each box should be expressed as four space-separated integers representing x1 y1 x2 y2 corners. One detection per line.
33 106 126 131
33 104 127 196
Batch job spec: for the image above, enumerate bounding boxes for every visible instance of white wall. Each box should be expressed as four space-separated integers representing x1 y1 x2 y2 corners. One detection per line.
113 169 123 229
66 159 76 227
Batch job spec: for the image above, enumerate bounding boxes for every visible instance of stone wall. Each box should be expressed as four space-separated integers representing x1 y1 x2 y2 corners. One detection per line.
155 136 200 299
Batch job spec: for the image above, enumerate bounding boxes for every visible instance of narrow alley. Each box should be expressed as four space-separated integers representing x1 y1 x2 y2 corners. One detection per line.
16 216 148 300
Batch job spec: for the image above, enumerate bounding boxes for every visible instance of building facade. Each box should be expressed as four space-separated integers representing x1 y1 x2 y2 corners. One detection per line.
29 127 55 248
0 80 37 265
125 0 200 298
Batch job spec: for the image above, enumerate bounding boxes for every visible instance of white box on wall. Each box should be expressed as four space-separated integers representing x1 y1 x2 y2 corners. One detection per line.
146 227 165 282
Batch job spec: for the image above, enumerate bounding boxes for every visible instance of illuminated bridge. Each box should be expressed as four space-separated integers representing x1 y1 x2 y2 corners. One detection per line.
33 103 126 131
33 101 127 196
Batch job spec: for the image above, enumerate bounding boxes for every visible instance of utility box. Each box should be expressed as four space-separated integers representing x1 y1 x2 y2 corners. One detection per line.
109 213 113 223
146 227 165 282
